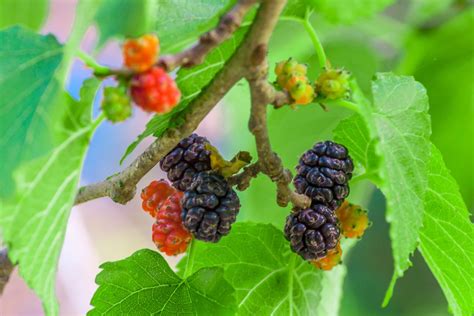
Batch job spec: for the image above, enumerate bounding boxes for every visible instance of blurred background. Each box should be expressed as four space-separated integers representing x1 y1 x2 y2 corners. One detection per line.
0 0 473 315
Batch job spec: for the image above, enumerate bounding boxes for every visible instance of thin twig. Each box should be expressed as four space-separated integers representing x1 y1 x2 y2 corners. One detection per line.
247 72 311 209
228 162 261 190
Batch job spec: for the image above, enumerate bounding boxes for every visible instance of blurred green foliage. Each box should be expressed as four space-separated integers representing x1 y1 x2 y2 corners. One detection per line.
0 0 49 31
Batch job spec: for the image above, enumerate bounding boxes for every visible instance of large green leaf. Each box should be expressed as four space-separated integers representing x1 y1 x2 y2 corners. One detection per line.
0 78 101 315
419 145 474 316
371 74 431 304
94 0 231 52
0 26 63 198
89 249 236 315
333 73 431 304
177 223 324 315
0 0 49 30
121 29 246 163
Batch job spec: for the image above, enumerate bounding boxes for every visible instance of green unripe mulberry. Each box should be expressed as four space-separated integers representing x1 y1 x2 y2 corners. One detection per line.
101 86 132 123
315 68 350 100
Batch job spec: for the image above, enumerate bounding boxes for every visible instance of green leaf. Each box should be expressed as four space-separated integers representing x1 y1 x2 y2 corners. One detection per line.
94 0 231 52
282 0 313 18
370 74 431 305
94 0 149 48
0 78 101 316
120 28 246 163
177 223 324 315
418 145 474 316
0 26 63 198
333 73 431 304
283 0 394 23
89 249 236 315
153 0 232 53
0 0 49 31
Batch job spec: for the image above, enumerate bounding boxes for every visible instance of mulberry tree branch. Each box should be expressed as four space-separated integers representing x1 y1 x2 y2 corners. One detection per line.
247 76 311 209
75 0 288 205
0 248 14 295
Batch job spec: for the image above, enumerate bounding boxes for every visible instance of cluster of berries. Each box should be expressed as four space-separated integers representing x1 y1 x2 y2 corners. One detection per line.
275 59 314 105
284 141 369 270
101 34 181 123
141 134 243 255
274 59 350 106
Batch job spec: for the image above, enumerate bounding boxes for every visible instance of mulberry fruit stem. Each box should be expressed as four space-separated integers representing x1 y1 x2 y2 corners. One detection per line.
301 10 327 69
76 50 111 76
323 99 361 114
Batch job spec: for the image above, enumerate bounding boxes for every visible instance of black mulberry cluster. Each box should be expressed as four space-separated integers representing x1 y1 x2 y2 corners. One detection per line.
181 172 240 242
285 141 353 261
160 134 212 191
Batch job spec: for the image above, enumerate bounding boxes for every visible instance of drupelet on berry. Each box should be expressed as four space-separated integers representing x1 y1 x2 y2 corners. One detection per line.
123 34 159 72
336 200 370 238
160 134 212 191
141 179 176 218
274 58 314 105
315 68 350 100
294 141 353 210
181 171 240 242
152 191 192 256
284 204 341 260
101 86 132 123
311 241 342 271
130 66 181 113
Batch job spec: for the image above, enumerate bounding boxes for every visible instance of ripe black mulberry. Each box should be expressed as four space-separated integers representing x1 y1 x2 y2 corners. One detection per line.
160 134 212 191
294 141 353 210
284 204 341 260
181 172 240 242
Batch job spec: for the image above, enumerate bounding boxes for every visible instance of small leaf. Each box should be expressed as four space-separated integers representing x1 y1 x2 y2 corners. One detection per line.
121 28 247 163
0 0 49 30
89 249 237 315
207 143 252 177
418 145 474 316
0 78 101 315
177 223 324 315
